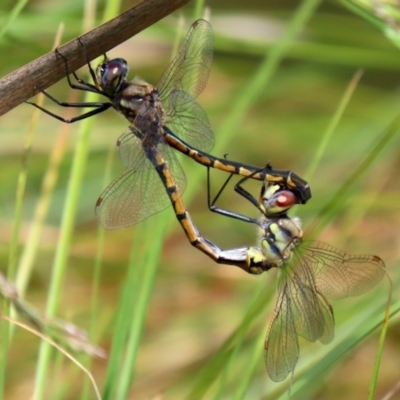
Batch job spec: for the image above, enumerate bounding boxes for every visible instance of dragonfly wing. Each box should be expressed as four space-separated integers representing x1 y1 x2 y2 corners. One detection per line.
96 166 174 229
165 90 214 152
117 128 153 171
288 254 335 344
303 241 386 300
158 19 213 102
315 292 334 344
265 281 299 382
266 251 336 382
96 141 187 229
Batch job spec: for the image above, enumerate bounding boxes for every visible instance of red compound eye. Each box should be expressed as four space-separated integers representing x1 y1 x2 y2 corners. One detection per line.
275 191 296 207
264 189 297 216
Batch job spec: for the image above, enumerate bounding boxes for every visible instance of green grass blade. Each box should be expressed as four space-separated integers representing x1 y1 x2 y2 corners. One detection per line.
232 331 265 400
213 0 323 153
339 0 387 31
33 97 96 400
307 113 400 236
81 140 116 400
368 272 393 400
305 69 364 181
0 62 51 400
213 287 265 400
116 217 168 399
193 0 205 21
0 0 29 38
102 221 150 399
33 0 121 397
184 280 271 399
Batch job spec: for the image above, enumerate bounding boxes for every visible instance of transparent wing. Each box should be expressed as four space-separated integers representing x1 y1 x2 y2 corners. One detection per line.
265 240 384 382
265 282 299 382
116 127 153 171
289 255 334 344
302 241 386 300
96 145 186 229
157 19 213 101
265 252 335 382
164 90 214 152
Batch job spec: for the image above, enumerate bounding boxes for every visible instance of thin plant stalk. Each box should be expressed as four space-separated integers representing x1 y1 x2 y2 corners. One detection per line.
33 89 97 400
102 224 148 400
212 0 323 156
304 69 364 181
33 3 116 397
368 272 393 399
115 216 169 400
232 331 265 400
307 113 400 237
81 141 116 400
185 280 271 399
1 315 102 400
0 0 29 38
0 24 65 400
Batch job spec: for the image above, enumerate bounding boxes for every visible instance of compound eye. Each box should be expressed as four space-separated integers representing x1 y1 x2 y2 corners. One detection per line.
274 191 296 207
264 190 297 216
96 58 128 94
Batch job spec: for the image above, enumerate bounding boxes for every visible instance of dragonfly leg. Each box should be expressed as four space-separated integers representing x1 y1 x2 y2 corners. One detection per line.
25 100 112 123
206 166 258 224
56 41 101 93
27 43 113 122
75 37 102 89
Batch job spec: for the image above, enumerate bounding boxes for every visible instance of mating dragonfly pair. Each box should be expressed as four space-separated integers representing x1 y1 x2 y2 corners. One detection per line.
28 19 385 382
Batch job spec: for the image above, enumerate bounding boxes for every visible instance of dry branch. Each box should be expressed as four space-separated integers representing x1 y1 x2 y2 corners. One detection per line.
0 0 190 117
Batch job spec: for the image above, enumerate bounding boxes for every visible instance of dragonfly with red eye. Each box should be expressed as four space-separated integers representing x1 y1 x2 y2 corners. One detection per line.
27 19 310 269
207 168 386 381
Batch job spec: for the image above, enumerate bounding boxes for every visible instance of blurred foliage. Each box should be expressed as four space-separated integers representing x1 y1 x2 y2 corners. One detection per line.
0 0 400 399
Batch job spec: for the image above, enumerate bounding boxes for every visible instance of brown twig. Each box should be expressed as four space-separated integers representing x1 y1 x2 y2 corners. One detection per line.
0 0 190 118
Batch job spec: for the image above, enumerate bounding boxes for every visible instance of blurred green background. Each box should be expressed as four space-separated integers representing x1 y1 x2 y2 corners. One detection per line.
0 0 400 399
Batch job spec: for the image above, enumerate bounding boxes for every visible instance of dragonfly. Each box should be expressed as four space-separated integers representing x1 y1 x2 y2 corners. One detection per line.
208 167 386 381
26 19 310 270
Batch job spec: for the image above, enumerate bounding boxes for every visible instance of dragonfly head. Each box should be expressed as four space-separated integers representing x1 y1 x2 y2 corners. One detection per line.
96 58 128 95
259 183 297 217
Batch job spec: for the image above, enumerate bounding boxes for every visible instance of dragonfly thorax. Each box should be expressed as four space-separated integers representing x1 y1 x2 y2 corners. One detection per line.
259 217 302 267
114 78 163 128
